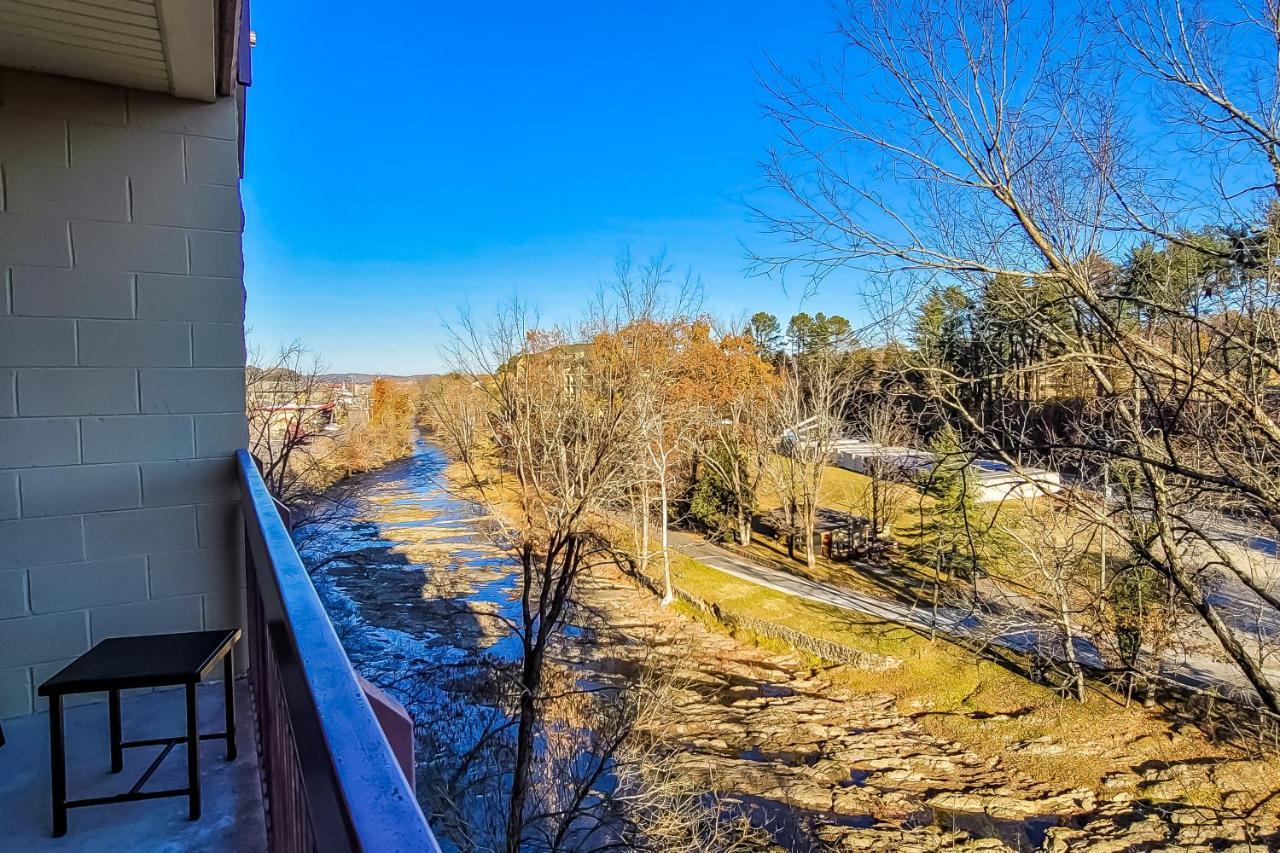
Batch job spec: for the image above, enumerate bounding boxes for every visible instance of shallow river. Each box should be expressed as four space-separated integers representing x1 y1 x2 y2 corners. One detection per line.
297 437 1079 852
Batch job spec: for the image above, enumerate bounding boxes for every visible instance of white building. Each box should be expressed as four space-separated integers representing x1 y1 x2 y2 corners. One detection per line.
829 438 1061 503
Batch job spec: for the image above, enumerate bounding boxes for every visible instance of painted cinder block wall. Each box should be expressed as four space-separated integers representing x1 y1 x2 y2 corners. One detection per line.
0 69 248 718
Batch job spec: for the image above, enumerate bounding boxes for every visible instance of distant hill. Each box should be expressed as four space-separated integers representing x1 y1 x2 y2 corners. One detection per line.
319 373 439 384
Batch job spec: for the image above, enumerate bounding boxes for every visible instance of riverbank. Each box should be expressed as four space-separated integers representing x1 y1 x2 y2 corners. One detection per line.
603 550 1280 848
660 536 1280 795
441 444 1280 846
302 439 1279 850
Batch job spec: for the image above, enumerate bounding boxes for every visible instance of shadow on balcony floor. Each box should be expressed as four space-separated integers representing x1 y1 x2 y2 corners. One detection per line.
0 680 266 852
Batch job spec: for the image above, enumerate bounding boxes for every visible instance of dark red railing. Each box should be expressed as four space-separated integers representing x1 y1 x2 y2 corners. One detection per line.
237 450 439 853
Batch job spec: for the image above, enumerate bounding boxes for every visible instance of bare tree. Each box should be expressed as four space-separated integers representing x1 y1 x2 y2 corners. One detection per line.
418 372 490 471
851 399 917 539
246 341 334 506
600 254 702 604
637 372 696 604
1002 502 1103 701
755 0 1280 713
774 351 853 570
435 302 642 852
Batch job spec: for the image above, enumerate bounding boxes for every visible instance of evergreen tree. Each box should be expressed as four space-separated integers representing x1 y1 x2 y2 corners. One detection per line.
786 312 816 356
913 427 1012 581
911 286 969 372
786 311 854 357
746 311 783 360
687 444 747 541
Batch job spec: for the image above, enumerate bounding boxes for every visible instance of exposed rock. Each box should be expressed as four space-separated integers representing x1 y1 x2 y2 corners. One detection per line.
321 455 1280 853
1042 801 1280 851
816 822 1011 851
1100 772 1132 790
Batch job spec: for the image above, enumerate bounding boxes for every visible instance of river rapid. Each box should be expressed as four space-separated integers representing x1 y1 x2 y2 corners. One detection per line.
294 436 1196 853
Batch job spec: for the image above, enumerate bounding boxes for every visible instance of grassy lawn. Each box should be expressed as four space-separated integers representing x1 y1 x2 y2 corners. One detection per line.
755 455 935 521
747 458 966 600
750 455 1131 607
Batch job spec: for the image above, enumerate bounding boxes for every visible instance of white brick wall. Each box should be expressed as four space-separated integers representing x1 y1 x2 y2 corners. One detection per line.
0 69 248 718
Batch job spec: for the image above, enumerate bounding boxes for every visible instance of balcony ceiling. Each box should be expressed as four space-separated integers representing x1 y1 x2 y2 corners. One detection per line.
0 0 218 101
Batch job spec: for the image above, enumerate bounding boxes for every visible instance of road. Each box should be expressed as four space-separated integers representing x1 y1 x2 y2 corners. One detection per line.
669 530 1279 705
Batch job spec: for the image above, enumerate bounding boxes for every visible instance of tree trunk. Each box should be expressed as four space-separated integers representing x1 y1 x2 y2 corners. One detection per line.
737 505 751 546
929 548 942 642
505 648 543 853
1153 507 1280 715
639 481 650 576
870 476 883 537
1057 592 1086 702
1167 553 1280 714
804 517 817 570
786 498 797 560
660 475 673 605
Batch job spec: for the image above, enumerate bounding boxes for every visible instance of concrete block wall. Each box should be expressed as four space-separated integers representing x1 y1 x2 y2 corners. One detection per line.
0 70 248 718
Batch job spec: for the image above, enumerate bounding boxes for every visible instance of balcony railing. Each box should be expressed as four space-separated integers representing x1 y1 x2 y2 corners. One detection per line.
237 449 440 853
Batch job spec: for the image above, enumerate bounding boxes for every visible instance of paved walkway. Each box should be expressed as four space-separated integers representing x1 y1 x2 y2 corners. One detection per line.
670 530 971 635
669 530 1279 704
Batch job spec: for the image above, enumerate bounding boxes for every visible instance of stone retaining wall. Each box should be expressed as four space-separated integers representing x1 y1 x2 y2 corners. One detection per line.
670 585 902 672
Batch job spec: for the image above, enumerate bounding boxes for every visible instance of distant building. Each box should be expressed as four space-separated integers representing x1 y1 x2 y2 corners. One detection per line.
829 438 1061 503
502 342 592 395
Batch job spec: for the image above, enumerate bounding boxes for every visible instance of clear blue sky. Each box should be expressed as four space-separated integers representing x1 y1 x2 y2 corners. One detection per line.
241 2 862 374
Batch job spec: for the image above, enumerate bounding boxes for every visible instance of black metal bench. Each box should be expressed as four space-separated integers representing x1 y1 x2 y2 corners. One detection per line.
37 629 240 837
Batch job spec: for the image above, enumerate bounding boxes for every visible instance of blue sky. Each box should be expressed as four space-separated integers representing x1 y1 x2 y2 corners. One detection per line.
241 2 861 373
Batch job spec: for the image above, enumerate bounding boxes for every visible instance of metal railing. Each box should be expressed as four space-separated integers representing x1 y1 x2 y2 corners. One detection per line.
237 449 440 853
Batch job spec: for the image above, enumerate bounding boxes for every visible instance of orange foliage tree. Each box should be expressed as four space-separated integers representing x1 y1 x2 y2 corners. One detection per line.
676 321 778 545
369 377 415 455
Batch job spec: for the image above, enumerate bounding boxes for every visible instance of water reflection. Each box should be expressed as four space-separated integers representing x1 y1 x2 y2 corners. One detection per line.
298 437 525 662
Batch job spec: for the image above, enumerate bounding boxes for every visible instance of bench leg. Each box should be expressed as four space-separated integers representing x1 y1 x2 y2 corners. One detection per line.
50 694 66 837
186 683 200 821
109 688 122 773
223 651 236 761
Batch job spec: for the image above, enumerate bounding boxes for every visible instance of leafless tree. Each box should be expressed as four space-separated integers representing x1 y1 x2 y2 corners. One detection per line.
604 253 702 604
755 0 1280 713
418 372 491 470
1001 503 1104 701
435 302 643 852
515 653 770 852
246 341 334 506
773 351 853 570
850 399 917 539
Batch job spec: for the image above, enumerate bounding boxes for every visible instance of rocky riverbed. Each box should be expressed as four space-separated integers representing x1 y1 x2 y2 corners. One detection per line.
300 439 1280 851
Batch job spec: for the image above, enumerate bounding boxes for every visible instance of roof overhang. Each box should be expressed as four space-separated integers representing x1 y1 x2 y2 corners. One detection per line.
0 0 247 102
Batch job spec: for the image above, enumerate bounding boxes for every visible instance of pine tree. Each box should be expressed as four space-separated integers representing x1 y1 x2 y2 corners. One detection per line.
746 311 783 361
913 427 1011 581
911 286 969 372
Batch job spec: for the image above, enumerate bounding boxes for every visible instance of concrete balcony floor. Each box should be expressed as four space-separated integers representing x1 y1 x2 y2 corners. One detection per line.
0 680 266 852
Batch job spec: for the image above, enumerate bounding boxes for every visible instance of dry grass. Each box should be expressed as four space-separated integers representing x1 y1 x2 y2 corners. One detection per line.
752 456 1135 608
755 456 931 518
